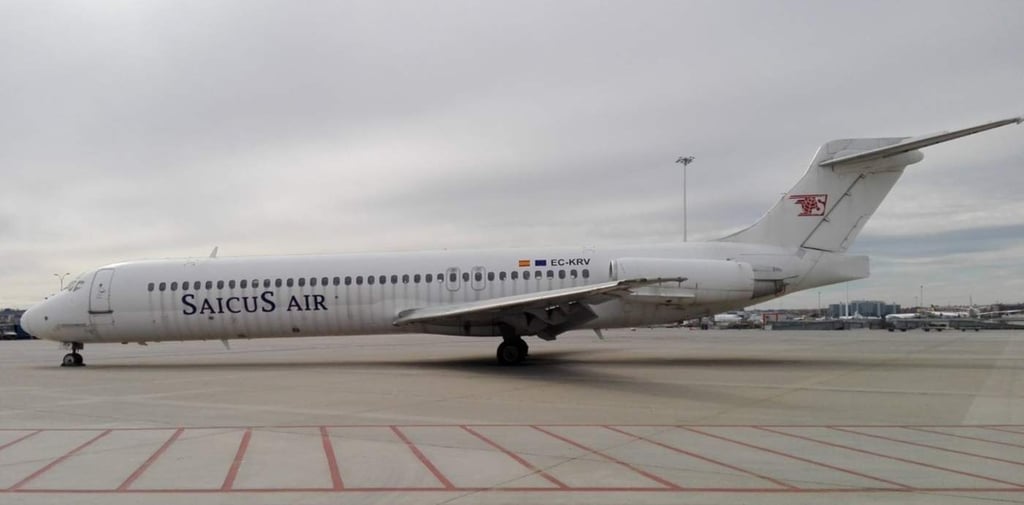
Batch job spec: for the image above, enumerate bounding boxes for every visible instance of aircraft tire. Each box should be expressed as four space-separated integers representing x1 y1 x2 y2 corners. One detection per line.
497 341 526 365
61 353 83 367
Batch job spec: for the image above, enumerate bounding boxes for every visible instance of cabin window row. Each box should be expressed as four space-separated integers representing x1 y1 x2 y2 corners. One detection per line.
146 269 590 292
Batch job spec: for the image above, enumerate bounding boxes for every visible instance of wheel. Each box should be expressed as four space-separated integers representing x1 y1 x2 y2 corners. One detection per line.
496 341 526 365
74 353 84 365
516 339 529 356
61 353 79 367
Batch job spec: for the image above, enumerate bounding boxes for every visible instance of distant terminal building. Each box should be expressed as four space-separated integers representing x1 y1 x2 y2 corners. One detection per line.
828 301 901 319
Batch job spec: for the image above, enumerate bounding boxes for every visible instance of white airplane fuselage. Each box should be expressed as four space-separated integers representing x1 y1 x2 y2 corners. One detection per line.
29 241 850 345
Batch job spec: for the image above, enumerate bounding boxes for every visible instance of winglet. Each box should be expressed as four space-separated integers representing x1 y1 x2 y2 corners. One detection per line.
209 246 219 259
819 116 1023 167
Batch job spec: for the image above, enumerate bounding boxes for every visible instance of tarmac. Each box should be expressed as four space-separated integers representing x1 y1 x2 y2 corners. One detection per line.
1 328 1022 504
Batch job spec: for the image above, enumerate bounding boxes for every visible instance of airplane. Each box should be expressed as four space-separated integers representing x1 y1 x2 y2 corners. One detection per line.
19 116 1022 367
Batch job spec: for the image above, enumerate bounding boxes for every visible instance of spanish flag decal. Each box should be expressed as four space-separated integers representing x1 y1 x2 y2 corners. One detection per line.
517 259 530 267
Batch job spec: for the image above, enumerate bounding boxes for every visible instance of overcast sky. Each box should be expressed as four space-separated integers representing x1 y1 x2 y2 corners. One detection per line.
2 0 1023 310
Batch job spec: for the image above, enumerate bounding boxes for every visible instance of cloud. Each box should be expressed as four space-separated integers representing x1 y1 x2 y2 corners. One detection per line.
2 0 1023 308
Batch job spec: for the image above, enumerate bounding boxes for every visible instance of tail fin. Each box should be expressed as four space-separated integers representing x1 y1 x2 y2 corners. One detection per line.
719 117 1022 252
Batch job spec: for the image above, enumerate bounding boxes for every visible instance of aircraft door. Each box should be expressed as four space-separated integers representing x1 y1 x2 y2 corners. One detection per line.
470 266 486 291
445 267 460 292
89 268 115 314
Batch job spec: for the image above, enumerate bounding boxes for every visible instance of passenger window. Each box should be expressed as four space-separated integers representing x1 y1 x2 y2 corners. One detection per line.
205 281 213 290
286 278 294 287
368 276 375 285
487 272 494 281
437 273 444 281
558 270 566 279
193 281 201 290
356 276 363 285
217 280 224 289
391 275 398 284
252 279 259 288
570 269 578 278
414 274 421 283
449 273 457 282
322 277 329 286
474 272 482 282
310 277 317 287
344 276 352 286
298 278 305 287
499 271 506 280
228 280 236 289
535 271 542 279
511 271 519 280
547 270 554 278
333 277 340 286
582 269 590 278
263 279 271 288
170 282 178 291
275 279 282 288
425 274 432 283
179 281 188 291
240 280 248 289
402 274 410 284
147 282 154 292
462 272 470 282
159 282 167 291
524 271 530 280
380 275 387 284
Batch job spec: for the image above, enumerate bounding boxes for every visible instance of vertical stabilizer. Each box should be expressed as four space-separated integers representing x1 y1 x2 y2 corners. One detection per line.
719 117 1022 252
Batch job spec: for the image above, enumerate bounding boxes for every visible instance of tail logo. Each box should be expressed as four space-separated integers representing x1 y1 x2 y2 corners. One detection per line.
789 194 828 216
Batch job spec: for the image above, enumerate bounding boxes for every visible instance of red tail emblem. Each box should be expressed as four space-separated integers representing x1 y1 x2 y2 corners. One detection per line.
789 194 827 216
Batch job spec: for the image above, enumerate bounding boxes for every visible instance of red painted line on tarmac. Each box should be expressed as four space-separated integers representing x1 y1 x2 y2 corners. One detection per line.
832 427 1024 467
460 425 567 489
8 430 111 490
759 427 1024 488
4 486 1024 494
531 425 681 490
118 428 184 490
390 426 455 489
903 427 1024 450
320 426 344 490
604 426 796 489
0 430 41 452
681 427 911 489
220 428 252 491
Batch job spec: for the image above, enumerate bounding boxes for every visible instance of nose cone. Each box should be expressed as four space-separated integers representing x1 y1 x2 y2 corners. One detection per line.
19 305 42 340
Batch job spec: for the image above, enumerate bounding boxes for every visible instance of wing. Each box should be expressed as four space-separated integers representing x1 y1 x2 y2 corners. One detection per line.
393 277 686 340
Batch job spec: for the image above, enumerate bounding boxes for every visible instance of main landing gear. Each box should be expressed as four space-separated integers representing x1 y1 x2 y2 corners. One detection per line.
61 342 85 367
496 337 529 365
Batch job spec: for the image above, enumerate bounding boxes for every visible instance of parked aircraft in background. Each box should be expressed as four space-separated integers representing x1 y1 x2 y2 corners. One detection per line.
20 117 1022 366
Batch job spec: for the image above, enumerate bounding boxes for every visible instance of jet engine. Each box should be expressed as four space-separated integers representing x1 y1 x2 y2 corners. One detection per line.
609 258 785 305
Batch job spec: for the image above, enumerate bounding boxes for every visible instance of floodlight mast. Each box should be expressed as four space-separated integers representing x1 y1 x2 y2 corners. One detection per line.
675 156 695 241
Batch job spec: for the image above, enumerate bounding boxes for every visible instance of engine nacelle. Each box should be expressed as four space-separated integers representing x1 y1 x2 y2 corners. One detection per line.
609 257 783 305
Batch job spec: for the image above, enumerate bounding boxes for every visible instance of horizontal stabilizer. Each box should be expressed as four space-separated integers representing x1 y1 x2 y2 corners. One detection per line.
819 116 1022 167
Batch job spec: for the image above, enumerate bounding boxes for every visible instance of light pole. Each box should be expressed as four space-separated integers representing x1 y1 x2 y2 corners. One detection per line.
54 272 70 290
920 285 924 309
675 156 695 241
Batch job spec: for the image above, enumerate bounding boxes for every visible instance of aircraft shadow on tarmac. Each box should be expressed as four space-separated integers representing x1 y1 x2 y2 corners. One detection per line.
43 351 952 407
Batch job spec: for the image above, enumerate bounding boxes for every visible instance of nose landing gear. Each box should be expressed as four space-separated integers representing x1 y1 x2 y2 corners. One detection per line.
61 342 85 367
